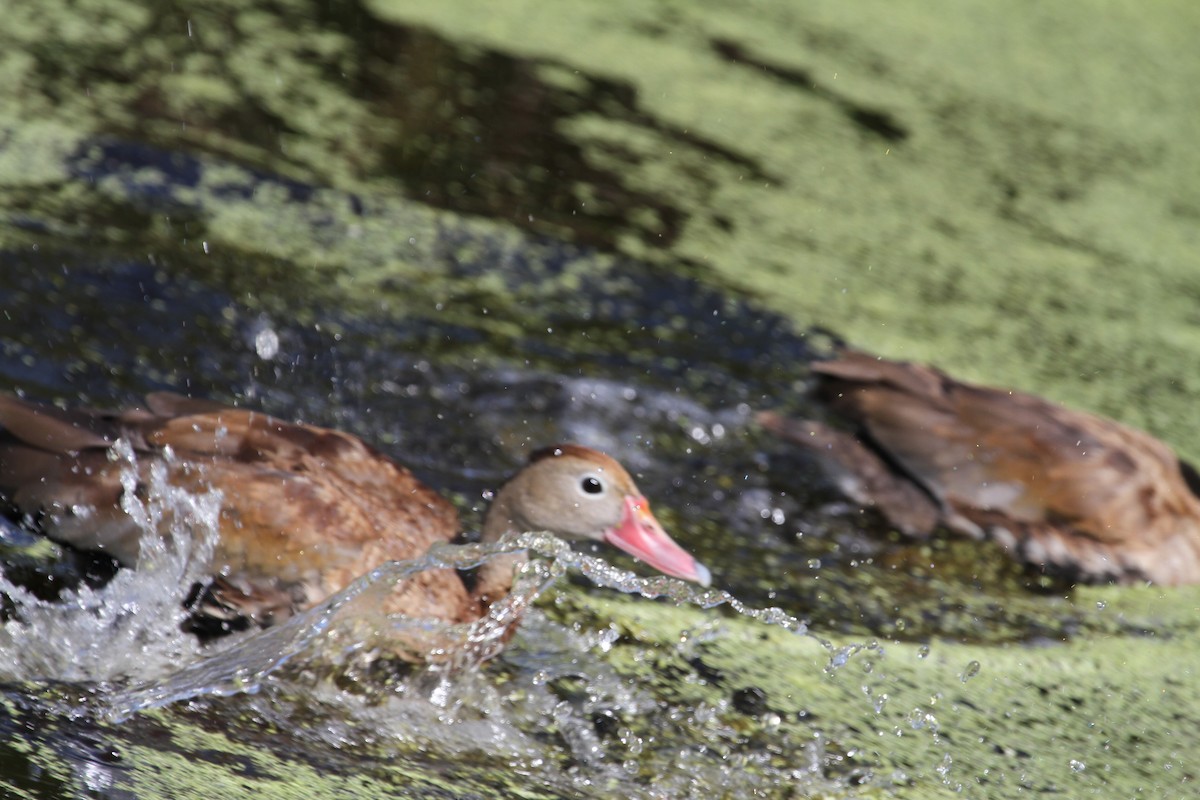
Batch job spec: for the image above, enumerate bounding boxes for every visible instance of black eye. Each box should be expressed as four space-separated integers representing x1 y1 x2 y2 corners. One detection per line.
581 476 604 495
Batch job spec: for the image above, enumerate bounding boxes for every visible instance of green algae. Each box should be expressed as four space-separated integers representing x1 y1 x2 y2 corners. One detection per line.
0 688 575 799
2 1 1199 797
120 711 553 800
548 583 1200 798
6 0 1197 460
372 0 1200 461
2 549 1198 799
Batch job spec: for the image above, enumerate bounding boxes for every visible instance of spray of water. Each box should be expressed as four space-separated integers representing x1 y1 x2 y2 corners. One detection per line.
104 530 868 722
0 439 221 682
0 437 870 737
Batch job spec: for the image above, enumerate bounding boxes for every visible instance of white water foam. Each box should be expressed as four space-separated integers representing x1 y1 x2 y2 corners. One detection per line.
0 439 221 682
103 530 857 723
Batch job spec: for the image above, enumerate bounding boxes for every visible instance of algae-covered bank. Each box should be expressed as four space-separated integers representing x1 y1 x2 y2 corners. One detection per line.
1 1 1198 798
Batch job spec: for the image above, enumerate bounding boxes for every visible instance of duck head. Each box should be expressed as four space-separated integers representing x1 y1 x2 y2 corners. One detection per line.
474 444 711 603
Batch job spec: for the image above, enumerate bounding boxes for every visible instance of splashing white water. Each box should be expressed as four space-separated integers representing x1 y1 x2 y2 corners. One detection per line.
0 442 861 730
0 483 870 798
104 530 844 722
105 535 555 720
0 439 222 682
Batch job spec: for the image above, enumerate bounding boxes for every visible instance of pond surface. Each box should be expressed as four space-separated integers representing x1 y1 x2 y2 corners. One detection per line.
1 2 1197 798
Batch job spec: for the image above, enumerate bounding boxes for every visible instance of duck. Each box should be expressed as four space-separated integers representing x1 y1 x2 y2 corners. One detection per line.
757 350 1200 585
0 391 711 635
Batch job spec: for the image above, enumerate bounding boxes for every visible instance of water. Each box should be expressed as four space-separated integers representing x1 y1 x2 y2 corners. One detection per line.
0 244 1158 799
103 531 824 722
0 382 840 797
1 516 838 798
2 9 1189 792
0 439 220 684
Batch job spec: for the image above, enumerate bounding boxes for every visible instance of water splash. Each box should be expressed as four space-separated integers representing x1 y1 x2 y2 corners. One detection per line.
105 530 855 722
105 536 538 721
0 462 886 797
0 439 221 682
0 427 863 729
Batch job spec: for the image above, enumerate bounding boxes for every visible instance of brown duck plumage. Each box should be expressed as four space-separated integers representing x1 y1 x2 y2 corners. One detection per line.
759 351 1200 585
0 392 710 634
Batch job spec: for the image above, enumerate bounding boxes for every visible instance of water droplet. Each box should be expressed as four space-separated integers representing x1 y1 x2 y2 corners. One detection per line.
1070 759 1086 773
254 327 280 360
907 709 935 730
917 645 931 659
960 660 981 683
